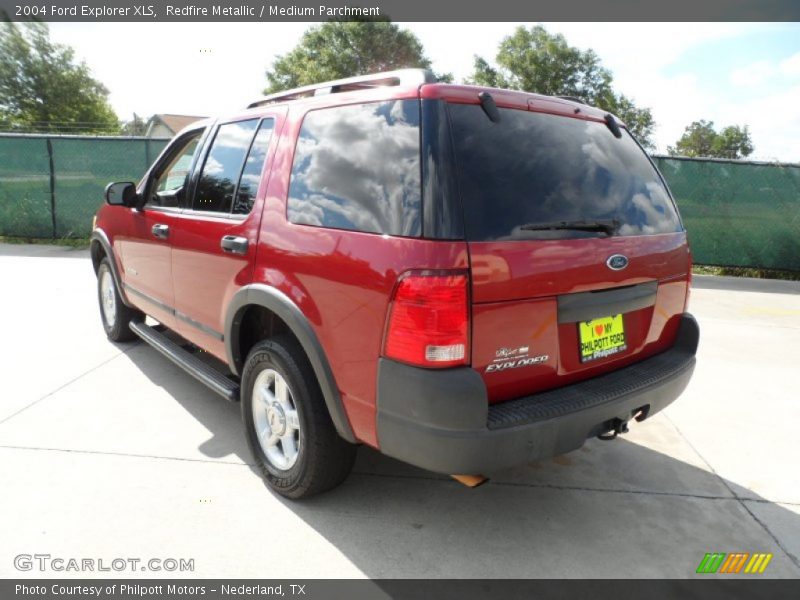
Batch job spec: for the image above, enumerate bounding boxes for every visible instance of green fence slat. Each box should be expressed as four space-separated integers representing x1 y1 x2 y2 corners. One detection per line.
0 135 168 239
653 156 800 272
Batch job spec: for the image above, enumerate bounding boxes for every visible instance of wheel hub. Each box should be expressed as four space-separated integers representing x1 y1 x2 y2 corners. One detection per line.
267 402 286 436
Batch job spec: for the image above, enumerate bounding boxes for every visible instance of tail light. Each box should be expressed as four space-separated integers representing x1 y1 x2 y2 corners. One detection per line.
383 271 469 368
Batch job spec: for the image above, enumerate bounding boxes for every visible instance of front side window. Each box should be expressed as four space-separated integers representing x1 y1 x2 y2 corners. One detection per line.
149 132 203 207
287 99 421 237
194 119 259 213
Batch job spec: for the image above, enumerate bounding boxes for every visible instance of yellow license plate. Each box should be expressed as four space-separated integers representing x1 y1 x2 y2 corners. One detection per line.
579 314 627 363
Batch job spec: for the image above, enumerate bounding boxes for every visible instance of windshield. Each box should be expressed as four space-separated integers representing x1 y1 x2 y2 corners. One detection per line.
447 104 682 241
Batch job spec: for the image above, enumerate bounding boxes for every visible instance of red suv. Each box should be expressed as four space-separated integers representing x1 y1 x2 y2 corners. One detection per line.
91 69 698 498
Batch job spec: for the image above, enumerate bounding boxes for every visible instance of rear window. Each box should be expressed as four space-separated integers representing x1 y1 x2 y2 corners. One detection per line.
448 104 682 241
288 100 421 237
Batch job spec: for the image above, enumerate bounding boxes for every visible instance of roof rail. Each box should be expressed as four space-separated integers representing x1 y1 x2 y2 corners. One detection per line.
556 95 587 105
247 69 438 109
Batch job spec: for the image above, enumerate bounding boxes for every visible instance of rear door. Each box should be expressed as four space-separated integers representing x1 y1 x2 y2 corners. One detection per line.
169 111 284 361
446 102 691 403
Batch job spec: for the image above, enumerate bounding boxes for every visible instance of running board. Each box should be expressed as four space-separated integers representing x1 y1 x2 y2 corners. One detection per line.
129 321 240 402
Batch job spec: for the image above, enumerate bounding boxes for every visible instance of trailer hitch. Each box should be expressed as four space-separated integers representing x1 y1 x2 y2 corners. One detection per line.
597 418 630 441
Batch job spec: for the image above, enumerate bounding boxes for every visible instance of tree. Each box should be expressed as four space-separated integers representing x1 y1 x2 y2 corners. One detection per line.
264 18 450 94
668 120 716 157
712 125 754 159
120 113 150 136
0 22 118 134
668 120 754 159
468 25 655 149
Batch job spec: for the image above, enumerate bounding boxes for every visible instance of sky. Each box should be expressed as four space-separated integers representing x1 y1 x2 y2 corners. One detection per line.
48 22 800 161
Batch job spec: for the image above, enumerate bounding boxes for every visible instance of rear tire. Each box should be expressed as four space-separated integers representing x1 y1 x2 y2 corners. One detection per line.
97 258 143 342
241 336 357 499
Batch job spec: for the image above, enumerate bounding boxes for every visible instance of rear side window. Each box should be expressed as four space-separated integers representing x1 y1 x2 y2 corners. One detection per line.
287 100 421 237
194 119 259 213
232 119 275 215
448 105 682 241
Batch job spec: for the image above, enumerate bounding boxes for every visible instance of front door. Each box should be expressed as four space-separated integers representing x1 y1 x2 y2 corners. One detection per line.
118 129 205 329
169 113 283 361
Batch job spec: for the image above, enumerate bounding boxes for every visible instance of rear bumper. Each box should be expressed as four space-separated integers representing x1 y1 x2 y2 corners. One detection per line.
376 313 699 474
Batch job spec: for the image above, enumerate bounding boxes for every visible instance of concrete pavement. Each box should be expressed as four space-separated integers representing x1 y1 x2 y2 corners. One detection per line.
0 245 798 578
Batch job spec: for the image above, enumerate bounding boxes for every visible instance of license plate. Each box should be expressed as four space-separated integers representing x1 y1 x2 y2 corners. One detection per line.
579 314 627 363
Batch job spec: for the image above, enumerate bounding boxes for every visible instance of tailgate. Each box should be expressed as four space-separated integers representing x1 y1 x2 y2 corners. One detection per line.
442 97 691 403
470 233 690 403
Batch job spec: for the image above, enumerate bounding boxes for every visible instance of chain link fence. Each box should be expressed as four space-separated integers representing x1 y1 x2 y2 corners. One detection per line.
0 135 798 271
652 155 800 272
0 134 168 239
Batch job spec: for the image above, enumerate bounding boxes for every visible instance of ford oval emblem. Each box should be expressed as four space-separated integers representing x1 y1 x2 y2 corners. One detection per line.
606 254 629 271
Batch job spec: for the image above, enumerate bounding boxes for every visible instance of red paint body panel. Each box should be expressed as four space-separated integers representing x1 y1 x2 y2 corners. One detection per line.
256 109 468 445
99 205 178 329
469 233 689 303
469 233 690 402
420 83 614 124
169 212 255 360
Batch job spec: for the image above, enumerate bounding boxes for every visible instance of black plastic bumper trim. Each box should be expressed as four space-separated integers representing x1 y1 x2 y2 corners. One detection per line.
488 314 697 430
557 281 658 324
376 313 699 475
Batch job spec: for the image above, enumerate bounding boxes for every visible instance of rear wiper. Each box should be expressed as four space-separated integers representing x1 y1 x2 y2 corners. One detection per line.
519 219 620 235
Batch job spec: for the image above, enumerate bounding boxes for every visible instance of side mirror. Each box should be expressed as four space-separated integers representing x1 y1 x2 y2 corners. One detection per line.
105 182 138 207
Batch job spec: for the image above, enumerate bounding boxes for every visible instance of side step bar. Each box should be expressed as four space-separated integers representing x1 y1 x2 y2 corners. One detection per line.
129 321 240 402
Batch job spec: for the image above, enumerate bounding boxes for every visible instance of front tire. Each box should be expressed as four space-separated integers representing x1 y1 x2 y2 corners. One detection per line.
241 336 356 499
96 258 143 342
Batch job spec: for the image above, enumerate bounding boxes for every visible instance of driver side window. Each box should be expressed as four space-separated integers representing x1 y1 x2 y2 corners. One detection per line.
149 132 203 207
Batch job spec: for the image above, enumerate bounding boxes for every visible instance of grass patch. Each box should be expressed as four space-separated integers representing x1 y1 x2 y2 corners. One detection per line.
693 265 800 281
0 235 90 249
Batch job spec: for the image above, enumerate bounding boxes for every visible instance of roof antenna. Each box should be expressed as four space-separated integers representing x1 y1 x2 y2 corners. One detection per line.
604 113 623 138
478 92 501 123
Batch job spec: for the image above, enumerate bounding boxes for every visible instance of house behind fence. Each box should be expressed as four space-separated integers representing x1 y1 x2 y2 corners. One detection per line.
0 134 798 271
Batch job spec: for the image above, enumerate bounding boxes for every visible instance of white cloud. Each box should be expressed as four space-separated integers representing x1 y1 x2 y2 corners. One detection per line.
780 52 800 77
730 52 800 88
730 60 777 87
630 73 708 154
403 22 754 85
48 23 308 118
716 84 800 162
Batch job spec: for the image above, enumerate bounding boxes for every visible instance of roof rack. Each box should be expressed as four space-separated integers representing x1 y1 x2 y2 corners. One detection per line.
556 95 587 105
247 69 437 109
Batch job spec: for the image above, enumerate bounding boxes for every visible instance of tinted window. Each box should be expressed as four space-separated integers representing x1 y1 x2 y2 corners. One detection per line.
194 119 258 213
232 119 275 215
288 100 421 237
448 105 682 241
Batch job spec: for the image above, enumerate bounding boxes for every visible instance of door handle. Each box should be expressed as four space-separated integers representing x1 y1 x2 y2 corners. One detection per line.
220 235 249 255
151 224 170 239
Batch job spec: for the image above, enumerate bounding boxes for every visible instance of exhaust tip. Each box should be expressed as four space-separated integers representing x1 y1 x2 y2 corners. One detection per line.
451 474 489 488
